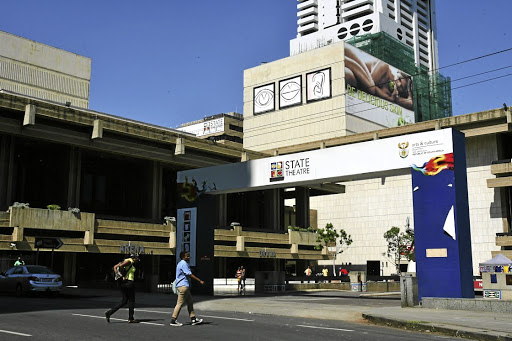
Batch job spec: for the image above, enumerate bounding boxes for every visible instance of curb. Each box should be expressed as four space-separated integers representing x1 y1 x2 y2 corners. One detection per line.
362 314 512 341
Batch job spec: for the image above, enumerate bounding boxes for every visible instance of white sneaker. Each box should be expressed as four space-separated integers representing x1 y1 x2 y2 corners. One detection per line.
191 318 203 325
170 320 183 326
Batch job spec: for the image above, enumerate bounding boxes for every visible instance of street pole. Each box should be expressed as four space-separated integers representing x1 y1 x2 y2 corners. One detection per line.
332 252 336 277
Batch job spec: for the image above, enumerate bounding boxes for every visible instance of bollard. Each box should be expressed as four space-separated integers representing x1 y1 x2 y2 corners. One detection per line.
400 272 419 307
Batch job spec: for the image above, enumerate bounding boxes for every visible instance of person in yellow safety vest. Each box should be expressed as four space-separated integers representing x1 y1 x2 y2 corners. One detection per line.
105 253 140 323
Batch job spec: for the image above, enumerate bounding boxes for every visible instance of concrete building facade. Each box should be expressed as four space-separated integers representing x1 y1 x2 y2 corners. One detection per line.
0 31 91 108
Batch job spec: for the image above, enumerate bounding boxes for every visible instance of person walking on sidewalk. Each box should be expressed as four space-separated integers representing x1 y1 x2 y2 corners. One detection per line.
105 253 140 323
240 265 246 294
170 251 204 326
236 267 243 294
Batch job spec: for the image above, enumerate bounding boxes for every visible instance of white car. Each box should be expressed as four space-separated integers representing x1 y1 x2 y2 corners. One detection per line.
0 265 63 296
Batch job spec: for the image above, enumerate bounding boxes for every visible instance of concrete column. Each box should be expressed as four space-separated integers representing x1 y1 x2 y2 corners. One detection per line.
264 189 281 231
0 135 10 209
67 147 81 208
5 136 15 208
218 194 227 227
151 161 162 221
63 253 77 286
147 254 160 292
295 187 310 228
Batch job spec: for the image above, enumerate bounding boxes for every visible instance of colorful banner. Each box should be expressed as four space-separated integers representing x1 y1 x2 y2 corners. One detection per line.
177 129 454 194
177 208 197 266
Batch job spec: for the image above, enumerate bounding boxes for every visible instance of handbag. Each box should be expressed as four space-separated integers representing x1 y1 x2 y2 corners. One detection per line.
171 280 178 295
114 261 132 283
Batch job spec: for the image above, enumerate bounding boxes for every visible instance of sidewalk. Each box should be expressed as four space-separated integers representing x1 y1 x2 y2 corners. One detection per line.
62 287 512 341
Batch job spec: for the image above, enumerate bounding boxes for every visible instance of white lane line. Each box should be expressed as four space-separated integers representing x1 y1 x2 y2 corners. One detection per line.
72 313 164 326
270 297 336 301
297 324 354 332
135 309 169 314
136 309 255 322
200 315 254 322
139 322 165 326
0 329 32 337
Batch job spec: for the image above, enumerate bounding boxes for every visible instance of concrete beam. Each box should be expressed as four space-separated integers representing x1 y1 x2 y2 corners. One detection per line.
236 236 245 251
92 119 103 139
23 104 36 126
241 151 249 162
309 183 346 194
175 138 185 155
291 243 299 254
12 226 23 242
84 230 94 245
487 176 512 188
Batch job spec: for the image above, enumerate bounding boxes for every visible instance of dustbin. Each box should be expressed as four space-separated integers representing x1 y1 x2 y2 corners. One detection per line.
349 271 366 292
400 272 419 307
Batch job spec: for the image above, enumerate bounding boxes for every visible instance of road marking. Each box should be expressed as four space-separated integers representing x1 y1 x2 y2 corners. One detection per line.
135 309 169 314
270 297 337 301
0 329 32 337
200 315 254 322
72 314 164 326
137 309 255 322
297 324 354 332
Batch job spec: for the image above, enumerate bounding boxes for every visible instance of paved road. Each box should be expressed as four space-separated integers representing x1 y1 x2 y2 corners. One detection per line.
0 294 460 341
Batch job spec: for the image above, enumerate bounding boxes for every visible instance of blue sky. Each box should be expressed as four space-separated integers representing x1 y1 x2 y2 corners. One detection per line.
1 1 510 128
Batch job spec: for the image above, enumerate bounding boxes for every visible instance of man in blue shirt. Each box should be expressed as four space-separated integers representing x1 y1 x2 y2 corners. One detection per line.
170 251 204 326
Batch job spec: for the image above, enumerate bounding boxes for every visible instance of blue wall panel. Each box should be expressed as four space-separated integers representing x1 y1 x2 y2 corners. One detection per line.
412 130 473 300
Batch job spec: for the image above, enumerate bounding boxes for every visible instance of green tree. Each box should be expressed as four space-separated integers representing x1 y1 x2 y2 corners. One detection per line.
383 226 415 275
315 223 353 276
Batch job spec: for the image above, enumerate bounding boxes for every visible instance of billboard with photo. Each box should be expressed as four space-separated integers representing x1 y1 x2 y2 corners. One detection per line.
344 43 415 127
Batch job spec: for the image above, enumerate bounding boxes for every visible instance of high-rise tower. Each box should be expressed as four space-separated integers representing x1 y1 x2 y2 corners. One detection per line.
290 0 450 121
291 0 438 71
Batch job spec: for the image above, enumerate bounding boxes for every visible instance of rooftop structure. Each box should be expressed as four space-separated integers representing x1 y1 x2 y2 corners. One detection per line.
292 0 438 71
177 112 243 146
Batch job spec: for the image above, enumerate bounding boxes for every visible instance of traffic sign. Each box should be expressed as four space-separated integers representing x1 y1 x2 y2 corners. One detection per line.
35 237 63 249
